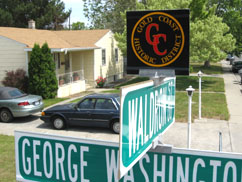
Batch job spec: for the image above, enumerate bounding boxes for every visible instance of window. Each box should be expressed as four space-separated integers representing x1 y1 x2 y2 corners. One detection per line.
78 98 95 109
53 53 60 69
95 99 115 110
102 49 106 65
115 48 118 62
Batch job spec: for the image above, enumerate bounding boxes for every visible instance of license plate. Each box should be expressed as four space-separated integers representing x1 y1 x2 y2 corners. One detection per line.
34 101 40 106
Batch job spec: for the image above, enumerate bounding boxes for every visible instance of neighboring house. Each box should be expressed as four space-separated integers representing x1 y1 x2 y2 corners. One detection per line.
0 25 123 97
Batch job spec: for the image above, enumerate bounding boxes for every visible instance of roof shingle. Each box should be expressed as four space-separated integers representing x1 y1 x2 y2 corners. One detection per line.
0 27 110 49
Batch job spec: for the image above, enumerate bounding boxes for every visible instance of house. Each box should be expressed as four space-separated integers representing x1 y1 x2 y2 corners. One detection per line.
0 24 123 97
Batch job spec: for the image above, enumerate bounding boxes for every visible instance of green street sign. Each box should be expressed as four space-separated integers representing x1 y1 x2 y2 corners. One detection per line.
15 131 242 182
119 77 176 178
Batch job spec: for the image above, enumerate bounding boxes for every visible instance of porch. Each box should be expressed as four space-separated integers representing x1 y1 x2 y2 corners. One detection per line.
56 69 86 98
52 50 96 98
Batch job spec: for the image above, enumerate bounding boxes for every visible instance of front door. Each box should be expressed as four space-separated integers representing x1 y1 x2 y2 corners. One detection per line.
65 53 70 73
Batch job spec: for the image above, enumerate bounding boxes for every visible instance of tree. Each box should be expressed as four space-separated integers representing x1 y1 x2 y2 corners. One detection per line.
83 0 136 33
49 0 71 30
0 0 71 30
28 43 58 99
71 21 86 30
222 11 242 56
189 0 215 21
209 0 242 56
190 15 235 66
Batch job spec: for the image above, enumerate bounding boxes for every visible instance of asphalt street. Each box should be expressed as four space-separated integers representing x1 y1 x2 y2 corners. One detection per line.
0 60 242 153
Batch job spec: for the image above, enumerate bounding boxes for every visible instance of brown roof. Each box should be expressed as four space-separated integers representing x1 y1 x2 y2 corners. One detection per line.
0 27 110 49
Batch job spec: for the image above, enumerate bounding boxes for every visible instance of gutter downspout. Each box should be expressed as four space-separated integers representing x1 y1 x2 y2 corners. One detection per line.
25 52 29 76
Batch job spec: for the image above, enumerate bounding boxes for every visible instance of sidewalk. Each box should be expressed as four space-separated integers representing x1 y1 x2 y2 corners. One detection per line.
222 60 242 153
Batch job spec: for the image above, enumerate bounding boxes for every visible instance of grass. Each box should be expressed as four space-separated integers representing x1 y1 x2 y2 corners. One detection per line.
191 62 223 75
176 92 229 122
43 97 68 108
176 76 225 92
0 135 15 182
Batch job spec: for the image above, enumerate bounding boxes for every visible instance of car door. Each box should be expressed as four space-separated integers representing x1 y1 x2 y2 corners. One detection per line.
92 98 118 127
69 98 96 126
237 62 242 70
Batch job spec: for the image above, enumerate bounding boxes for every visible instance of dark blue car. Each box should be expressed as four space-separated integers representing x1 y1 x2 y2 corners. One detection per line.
40 93 120 133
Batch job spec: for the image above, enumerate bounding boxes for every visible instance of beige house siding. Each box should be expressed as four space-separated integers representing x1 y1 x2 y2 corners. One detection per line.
72 52 82 72
95 31 123 84
0 36 27 85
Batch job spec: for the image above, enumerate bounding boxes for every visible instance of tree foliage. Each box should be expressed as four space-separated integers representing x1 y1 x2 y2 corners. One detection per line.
28 43 58 99
2 69 28 93
83 0 136 33
0 0 71 30
208 0 242 56
190 15 235 64
71 21 86 30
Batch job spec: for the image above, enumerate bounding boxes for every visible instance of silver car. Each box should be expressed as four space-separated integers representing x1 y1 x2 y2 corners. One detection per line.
0 87 44 122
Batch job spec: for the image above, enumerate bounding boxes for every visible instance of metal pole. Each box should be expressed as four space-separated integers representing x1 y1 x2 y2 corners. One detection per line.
199 76 202 119
188 95 192 149
219 131 222 152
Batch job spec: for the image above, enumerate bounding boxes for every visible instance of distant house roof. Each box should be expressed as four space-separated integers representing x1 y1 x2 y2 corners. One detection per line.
0 27 110 49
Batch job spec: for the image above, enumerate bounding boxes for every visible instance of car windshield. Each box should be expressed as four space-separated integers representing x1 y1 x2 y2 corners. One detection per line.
8 89 27 98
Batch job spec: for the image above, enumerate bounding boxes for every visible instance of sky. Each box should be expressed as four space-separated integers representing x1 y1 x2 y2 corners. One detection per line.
62 0 89 27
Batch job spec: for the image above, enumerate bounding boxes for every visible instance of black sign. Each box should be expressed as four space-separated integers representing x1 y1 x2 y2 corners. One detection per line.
127 10 189 75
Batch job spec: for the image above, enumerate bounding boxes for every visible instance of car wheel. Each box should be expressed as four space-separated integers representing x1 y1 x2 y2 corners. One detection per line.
111 120 120 134
0 109 13 123
52 116 66 130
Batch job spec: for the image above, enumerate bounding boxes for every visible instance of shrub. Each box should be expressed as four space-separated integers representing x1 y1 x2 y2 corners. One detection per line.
1 69 28 92
28 43 58 99
96 76 106 88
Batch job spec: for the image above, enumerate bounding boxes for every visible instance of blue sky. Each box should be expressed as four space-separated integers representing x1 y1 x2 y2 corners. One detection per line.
62 0 89 26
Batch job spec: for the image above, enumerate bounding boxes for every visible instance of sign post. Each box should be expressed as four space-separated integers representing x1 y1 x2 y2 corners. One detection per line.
15 131 242 182
119 77 176 178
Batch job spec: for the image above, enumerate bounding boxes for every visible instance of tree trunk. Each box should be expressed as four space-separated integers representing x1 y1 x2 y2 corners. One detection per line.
204 60 210 67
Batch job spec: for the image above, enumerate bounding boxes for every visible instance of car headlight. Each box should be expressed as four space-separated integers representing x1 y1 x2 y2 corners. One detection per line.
41 112 45 116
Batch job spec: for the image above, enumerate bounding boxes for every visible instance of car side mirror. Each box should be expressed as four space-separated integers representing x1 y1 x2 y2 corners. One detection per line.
74 104 79 110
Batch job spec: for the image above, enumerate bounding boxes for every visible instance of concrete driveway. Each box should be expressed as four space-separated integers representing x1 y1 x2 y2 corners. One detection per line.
0 113 119 142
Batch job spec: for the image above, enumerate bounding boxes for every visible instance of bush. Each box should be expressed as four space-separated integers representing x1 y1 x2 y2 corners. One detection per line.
28 43 58 99
1 69 28 92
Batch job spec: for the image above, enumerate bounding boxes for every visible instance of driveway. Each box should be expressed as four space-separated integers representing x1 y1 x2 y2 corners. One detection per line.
0 114 119 142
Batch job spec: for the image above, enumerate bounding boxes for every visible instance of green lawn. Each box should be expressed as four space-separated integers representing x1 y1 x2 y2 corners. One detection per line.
43 98 68 108
176 92 229 122
176 76 225 92
0 135 15 182
191 62 223 75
